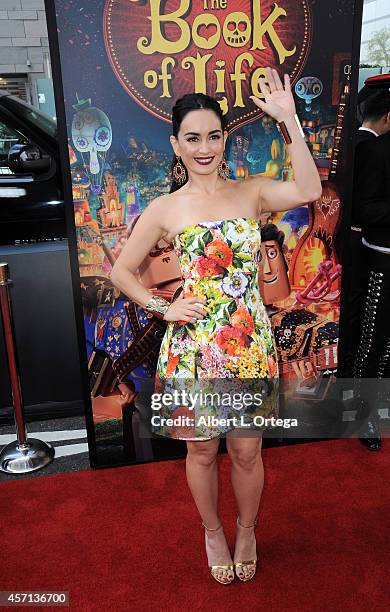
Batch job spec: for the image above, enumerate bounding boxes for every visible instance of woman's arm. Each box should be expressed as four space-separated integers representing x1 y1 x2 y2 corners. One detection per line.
110 198 166 308
96 235 117 267
110 198 208 323
248 68 322 213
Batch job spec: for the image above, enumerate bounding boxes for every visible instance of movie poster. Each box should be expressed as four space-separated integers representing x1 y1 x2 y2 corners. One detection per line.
50 0 362 467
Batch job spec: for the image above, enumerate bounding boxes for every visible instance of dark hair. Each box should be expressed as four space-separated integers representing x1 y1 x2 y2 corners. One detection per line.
357 85 375 124
362 90 390 122
261 222 285 248
261 223 288 271
169 93 227 193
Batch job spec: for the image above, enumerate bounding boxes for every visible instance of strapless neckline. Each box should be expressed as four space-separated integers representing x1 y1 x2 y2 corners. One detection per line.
173 216 260 241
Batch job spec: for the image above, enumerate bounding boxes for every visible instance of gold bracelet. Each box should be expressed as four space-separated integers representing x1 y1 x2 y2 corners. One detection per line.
145 295 170 319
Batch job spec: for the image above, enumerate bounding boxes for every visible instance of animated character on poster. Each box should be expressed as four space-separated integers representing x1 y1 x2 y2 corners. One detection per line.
71 97 112 195
295 76 323 112
258 223 291 305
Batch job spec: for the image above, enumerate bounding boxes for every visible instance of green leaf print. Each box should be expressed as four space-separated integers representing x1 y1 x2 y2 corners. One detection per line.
222 221 230 233
227 301 238 315
180 360 193 372
185 234 197 247
219 316 230 326
232 255 244 267
203 320 216 333
186 327 197 340
195 353 202 368
202 230 214 245
232 240 245 252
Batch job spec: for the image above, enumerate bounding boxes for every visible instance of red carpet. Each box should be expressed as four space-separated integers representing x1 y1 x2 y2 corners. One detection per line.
1 439 388 612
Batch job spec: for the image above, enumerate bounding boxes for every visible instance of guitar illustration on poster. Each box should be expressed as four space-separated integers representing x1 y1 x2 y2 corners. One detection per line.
263 59 351 390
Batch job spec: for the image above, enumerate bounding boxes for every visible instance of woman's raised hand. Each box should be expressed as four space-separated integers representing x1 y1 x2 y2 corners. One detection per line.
250 67 296 122
163 295 208 323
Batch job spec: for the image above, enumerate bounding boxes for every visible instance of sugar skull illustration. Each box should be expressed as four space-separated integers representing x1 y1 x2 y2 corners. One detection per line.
295 76 323 111
223 13 251 47
71 97 112 195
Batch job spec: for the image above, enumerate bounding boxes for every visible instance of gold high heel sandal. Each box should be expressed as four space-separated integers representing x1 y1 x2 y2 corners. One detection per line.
234 516 258 582
202 522 235 585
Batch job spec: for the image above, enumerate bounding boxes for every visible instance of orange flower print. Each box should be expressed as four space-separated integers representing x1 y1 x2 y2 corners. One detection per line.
205 239 233 268
267 355 276 378
215 325 247 356
195 256 224 277
230 307 255 336
175 318 190 327
166 353 180 377
169 405 196 439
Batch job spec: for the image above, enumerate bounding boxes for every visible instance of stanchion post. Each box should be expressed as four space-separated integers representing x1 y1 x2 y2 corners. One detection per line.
0 262 27 446
0 262 55 474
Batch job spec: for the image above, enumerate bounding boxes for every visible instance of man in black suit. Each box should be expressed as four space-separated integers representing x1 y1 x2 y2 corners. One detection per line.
346 91 390 376
350 89 390 450
356 92 390 143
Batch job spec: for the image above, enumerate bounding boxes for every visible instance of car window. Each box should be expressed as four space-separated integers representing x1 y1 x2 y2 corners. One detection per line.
3 95 57 139
0 121 28 174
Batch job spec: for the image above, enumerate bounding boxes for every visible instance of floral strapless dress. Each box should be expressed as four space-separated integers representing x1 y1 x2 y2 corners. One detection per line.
152 217 279 440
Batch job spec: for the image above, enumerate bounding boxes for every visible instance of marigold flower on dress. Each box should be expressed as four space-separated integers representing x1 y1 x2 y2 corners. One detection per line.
195 256 224 277
215 325 247 356
230 307 255 336
267 354 277 377
166 353 180 377
205 239 233 268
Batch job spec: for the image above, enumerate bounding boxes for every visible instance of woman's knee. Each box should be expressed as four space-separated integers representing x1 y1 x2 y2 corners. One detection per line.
228 441 261 470
186 439 219 467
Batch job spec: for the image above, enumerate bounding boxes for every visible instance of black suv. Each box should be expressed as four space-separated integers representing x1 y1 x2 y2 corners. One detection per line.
0 91 65 245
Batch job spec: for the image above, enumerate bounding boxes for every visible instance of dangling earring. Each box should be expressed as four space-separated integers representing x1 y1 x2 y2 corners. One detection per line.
218 154 231 180
172 155 187 185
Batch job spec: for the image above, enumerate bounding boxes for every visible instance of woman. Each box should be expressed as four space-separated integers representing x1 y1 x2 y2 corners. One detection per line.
111 67 321 584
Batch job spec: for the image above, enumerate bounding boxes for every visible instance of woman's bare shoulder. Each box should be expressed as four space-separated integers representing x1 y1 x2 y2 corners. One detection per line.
226 175 266 210
144 193 172 214
143 193 182 232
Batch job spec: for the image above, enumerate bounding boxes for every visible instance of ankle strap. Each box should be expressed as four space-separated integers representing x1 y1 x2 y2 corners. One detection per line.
237 516 258 528
202 521 222 531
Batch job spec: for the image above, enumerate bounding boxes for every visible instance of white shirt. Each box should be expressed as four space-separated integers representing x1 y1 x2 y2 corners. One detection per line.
358 126 379 137
362 237 390 254
354 127 390 253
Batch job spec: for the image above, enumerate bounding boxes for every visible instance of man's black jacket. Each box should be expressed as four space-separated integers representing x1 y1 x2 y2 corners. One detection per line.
355 128 376 146
352 130 390 247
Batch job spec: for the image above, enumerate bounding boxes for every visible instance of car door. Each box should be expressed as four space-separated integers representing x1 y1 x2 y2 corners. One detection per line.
0 110 64 244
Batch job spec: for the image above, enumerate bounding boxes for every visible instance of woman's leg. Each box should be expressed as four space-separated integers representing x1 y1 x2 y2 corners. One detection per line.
226 433 264 523
226 433 263 578
186 438 233 582
186 438 220 526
